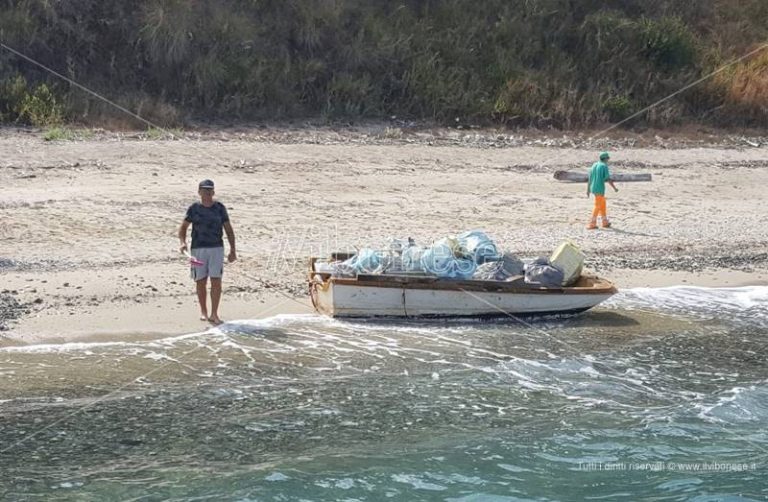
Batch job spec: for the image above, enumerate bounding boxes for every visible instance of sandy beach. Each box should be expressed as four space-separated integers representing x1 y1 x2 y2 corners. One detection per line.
2 126 767 345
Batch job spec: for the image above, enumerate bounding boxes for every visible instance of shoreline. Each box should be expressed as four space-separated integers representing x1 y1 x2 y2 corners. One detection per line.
2 266 766 348
2 128 767 346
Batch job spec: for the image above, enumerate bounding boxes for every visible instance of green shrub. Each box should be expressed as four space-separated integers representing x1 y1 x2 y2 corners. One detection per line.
639 17 697 69
43 126 76 141
142 126 184 140
603 95 635 121
0 76 65 126
144 127 164 139
579 11 640 67
325 72 376 117
18 84 63 127
493 77 549 125
42 127 98 141
0 75 30 122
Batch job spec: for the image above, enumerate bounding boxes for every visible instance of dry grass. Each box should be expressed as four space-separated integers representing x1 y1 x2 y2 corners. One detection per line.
707 46 768 123
723 48 768 109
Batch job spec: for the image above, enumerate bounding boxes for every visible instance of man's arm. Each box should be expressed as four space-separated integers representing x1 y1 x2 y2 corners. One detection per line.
224 221 237 262
178 220 190 253
608 180 618 192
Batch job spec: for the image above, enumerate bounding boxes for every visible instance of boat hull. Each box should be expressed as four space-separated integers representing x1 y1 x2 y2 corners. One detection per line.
309 271 617 319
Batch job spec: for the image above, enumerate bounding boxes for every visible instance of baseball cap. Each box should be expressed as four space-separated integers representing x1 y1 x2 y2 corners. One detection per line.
599 152 610 161
198 179 215 189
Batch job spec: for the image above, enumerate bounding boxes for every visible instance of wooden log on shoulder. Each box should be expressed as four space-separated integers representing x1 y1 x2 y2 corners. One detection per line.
554 170 652 182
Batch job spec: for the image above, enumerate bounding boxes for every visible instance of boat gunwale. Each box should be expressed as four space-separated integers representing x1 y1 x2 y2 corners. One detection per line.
308 258 617 296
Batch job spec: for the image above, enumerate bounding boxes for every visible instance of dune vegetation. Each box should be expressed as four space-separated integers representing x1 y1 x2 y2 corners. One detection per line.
1 0 767 128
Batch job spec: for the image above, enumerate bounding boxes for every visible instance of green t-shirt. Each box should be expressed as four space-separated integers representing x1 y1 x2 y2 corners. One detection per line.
588 161 610 195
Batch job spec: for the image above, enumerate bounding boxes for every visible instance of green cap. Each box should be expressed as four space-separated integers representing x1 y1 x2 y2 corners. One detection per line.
599 151 610 161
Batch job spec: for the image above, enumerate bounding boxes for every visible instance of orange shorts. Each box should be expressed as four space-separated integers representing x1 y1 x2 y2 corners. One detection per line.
592 194 607 219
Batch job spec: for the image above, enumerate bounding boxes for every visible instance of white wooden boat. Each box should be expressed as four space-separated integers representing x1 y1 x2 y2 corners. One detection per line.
309 257 617 319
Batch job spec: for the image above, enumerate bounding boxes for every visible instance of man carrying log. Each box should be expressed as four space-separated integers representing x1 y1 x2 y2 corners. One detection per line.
586 152 618 229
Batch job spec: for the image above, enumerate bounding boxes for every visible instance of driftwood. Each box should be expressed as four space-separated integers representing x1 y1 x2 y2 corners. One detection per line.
554 170 652 182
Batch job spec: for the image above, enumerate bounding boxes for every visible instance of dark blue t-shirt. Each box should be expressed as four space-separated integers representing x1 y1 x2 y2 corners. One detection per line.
185 202 229 249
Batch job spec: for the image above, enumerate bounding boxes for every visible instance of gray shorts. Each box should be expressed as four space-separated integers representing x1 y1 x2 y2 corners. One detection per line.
191 247 224 281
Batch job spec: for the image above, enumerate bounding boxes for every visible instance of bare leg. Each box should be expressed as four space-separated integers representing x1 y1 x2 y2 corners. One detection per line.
196 278 208 320
209 277 222 324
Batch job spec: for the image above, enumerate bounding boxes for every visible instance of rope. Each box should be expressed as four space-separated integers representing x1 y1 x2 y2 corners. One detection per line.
233 267 311 310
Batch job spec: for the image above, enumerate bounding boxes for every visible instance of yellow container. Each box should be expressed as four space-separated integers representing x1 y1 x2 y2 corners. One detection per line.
549 241 585 286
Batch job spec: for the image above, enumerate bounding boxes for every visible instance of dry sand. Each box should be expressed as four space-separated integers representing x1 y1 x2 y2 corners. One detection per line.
1 126 767 346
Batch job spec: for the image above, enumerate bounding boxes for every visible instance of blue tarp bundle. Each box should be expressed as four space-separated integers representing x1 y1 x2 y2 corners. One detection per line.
456 230 499 264
402 246 426 271
341 248 383 274
340 230 499 280
420 243 477 279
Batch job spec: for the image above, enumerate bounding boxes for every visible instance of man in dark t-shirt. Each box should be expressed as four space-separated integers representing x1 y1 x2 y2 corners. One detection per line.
178 179 237 325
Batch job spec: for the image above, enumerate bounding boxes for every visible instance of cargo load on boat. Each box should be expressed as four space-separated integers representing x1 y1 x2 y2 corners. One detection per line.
308 231 613 319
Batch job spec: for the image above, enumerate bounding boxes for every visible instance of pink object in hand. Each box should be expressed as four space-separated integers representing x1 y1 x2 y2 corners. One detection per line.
184 251 205 267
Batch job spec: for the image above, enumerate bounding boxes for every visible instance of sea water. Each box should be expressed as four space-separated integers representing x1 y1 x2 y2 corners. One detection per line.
1 287 766 501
